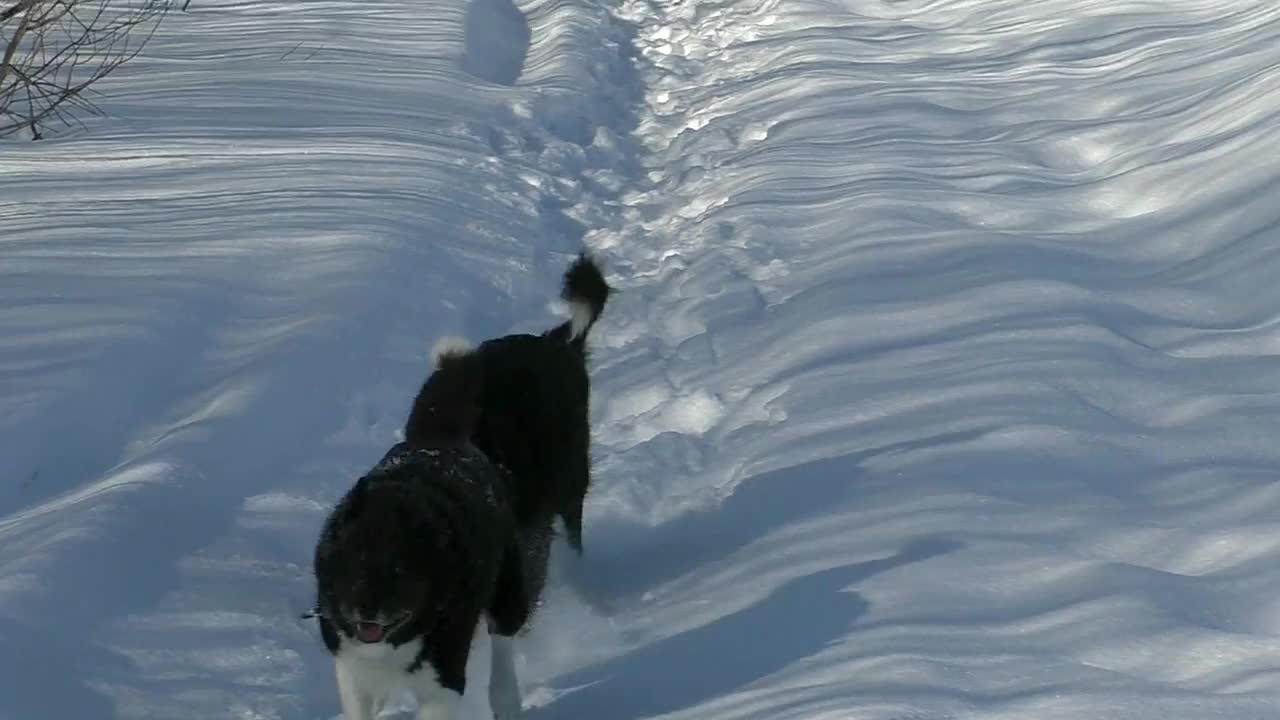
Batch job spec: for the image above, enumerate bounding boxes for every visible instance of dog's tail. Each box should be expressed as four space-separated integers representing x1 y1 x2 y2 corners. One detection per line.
405 340 484 446
546 253 611 352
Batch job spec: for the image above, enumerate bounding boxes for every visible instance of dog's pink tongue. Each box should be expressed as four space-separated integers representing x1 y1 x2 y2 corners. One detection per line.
356 622 386 643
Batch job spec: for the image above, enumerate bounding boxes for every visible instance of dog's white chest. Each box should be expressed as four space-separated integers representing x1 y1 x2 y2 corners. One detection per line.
335 636 455 719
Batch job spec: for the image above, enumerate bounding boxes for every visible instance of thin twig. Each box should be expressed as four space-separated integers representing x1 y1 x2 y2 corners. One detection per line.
1 0 170 137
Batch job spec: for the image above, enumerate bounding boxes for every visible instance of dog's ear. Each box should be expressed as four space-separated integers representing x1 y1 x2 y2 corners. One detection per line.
404 346 483 445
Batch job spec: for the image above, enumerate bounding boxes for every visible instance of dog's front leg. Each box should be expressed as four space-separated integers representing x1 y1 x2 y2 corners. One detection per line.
488 632 522 720
412 679 461 720
335 659 377 720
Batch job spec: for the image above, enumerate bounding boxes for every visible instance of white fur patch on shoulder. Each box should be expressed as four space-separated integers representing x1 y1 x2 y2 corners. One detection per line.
430 336 473 367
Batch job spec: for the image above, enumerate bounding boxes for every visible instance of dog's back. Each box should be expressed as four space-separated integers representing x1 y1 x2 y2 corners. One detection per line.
473 334 590 536
466 254 611 550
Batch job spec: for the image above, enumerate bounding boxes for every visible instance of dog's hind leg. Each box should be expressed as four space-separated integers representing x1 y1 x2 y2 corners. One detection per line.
561 500 584 553
559 447 591 553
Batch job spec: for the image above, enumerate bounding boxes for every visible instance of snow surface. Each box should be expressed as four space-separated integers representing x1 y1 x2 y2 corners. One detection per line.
4 0 1280 718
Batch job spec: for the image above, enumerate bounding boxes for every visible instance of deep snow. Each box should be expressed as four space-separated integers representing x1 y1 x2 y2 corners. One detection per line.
4 0 1280 719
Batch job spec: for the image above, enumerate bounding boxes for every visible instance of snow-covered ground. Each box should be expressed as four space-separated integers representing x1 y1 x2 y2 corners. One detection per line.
4 0 1280 718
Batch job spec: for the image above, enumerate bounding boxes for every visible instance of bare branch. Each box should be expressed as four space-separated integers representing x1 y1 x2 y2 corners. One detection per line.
1 1 34 23
1 0 172 138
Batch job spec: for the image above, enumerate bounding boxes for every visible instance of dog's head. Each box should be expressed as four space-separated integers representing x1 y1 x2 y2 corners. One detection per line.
314 470 451 647
314 343 486 648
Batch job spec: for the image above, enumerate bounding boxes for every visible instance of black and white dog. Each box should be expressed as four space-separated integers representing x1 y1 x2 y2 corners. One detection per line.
312 255 610 720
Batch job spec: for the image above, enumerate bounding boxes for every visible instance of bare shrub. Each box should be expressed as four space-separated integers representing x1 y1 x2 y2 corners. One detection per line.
1 0 173 139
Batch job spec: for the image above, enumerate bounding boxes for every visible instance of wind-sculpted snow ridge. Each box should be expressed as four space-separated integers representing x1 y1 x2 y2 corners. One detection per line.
536 1 1280 719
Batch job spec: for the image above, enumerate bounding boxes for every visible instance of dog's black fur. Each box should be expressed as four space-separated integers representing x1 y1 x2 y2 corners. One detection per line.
312 253 610 703
467 253 611 553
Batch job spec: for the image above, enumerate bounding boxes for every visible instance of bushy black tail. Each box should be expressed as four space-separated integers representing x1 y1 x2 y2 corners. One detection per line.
404 341 483 446
546 253 611 351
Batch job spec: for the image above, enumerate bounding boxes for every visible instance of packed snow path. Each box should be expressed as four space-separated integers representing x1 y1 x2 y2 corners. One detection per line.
4 0 1280 719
